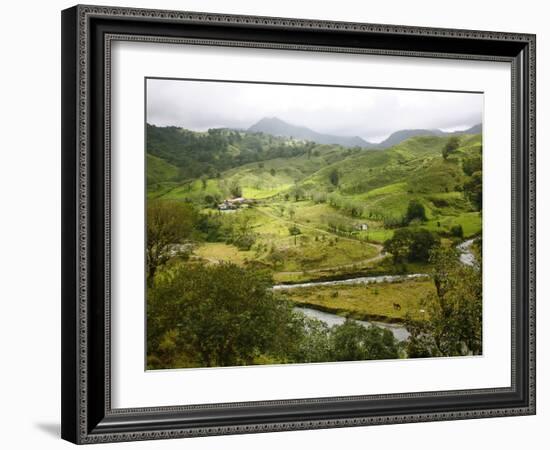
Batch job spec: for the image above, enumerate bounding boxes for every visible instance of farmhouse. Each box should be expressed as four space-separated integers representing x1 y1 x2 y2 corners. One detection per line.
218 197 254 211
356 223 369 231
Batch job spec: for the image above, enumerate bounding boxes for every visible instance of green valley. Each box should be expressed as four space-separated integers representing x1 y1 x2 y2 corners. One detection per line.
146 121 483 369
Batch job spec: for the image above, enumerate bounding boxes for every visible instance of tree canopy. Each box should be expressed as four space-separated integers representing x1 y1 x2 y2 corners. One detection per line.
147 262 401 369
404 199 427 224
146 200 198 284
383 228 440 264
405 247 482 357
442 136 460 160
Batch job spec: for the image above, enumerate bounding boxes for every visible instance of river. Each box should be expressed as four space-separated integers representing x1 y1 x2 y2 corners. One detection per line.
294 306 410 342
273 273 429 291
457 238 476 266
277 239 477 342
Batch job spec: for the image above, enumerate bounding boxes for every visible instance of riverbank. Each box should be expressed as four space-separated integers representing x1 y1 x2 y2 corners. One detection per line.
295 306 410 342
279 276 435 324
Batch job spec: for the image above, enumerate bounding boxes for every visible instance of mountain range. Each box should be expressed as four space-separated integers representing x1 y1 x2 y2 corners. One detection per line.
246 117 482 149
247 117 369 148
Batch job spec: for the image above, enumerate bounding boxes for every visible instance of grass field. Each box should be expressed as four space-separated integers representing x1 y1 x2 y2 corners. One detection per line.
281 278 436 322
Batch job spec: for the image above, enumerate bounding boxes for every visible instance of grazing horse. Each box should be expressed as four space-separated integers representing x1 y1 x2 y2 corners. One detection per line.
393 302 401 311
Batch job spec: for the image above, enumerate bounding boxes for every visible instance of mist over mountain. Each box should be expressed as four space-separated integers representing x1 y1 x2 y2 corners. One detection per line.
457 123 482 135
247 117 481 149
247 117 375 148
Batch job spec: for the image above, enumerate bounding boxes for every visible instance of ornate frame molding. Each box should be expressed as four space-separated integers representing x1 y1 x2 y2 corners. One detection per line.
62 5 536 444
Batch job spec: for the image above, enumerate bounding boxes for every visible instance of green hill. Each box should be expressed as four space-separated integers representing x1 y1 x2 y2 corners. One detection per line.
146 154 180 185
147 127 482 240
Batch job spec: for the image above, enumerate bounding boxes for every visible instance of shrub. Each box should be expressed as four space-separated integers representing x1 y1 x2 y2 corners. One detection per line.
405 199 427 224
450 224 464 238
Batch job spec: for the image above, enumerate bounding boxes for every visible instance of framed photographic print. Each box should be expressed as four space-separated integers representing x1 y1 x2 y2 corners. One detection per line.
61 5 536 444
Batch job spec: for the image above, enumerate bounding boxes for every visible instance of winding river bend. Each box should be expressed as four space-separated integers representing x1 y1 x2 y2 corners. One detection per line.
295 306 411 342
457 238 476 266
273 273 429 291
273 275 427 343
275 239 477 343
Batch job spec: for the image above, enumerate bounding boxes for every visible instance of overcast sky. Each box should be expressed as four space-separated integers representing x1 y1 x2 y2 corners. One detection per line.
146 78 483 143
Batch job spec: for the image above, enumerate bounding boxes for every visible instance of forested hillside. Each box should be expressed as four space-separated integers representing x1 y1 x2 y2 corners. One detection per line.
146 123 483 369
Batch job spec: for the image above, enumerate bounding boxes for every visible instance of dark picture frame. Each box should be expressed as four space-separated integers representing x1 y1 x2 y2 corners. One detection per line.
61 5 536 444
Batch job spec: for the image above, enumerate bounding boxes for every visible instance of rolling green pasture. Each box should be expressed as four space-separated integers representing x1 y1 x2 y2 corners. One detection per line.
282 278 436 322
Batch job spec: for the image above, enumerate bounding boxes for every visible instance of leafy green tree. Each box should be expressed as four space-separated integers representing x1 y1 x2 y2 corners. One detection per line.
268 250 285 269
442 136 460 160
405 199 427 223
384 228 439 263
450 224 464 238
462 155 482 176
146 200 197 284
229 180 242 198
288 315 332 363
384 228 413 264
329 168 340 187
233 214 256 250
329 320 399 361
404 247 482 357
408 229 441 262
147 263 298 368
288 224 301 246
288 206 296 221
292 186 305 202
464 170 482 210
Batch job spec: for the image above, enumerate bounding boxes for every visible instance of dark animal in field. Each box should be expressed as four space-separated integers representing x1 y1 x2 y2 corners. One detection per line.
393 302 401 311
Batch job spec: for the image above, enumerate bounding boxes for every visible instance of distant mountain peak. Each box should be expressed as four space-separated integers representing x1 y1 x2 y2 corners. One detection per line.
377 123 482 148
247 117 374 148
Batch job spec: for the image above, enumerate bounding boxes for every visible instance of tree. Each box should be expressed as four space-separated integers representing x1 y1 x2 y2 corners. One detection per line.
270 168 276 176
405 199 427 224
146 200 197 284
288 206 296 221
268 249 285 269
408 229 440 262
232 214 256 250
329 320 399 362
147 263 299 368
229 180 242 198
289 315 331 363
288 224 301 246
442 136 460 160
450 224 464 238
329 168 340 187
383 228 413 264
384 228 440 264
404 247 482 357
462 155 482 176
464 170 482 210
292 186 305 202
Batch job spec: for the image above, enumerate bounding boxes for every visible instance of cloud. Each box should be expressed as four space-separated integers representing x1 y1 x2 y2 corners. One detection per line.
146 78 483 141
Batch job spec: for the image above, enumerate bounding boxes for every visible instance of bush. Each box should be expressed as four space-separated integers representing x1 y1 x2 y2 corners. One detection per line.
408 229 441 262
450 224 464 238
330 321 399 362
384 228 440 263
404 199 427 224
234 233 256 250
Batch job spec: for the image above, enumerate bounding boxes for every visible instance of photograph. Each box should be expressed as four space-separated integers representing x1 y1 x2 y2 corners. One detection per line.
145 78 484 370
56 2 536 445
